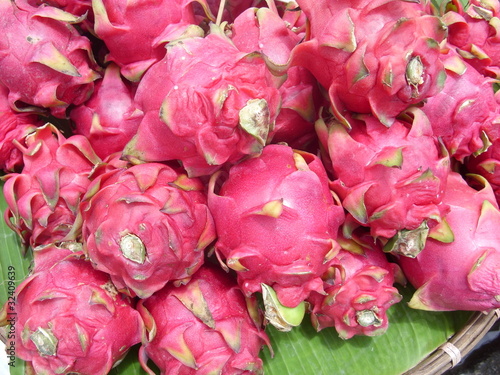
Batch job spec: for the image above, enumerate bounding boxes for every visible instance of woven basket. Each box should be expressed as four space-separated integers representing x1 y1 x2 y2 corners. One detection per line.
1 308 499 374
404 308 500 375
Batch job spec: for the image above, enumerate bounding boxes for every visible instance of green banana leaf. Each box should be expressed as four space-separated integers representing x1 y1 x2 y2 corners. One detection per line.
0 185 473 375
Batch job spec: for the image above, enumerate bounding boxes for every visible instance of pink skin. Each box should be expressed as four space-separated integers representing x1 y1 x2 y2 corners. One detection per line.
397 172 500 312
137 263 270 375
292 0 446 126
123 30 281 177
92 0 212 81
308 233 403 339
320 109 450 240
421 46 500 162
70 63 143 160
7 246 144 375
208 144 345 308
3 124 101 249
80 163 216 299
0 0 99 118
444 0 500 76
0 85 41 172
466 138 500 204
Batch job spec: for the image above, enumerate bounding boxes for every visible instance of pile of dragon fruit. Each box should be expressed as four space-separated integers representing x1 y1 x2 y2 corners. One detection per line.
1 0 500 374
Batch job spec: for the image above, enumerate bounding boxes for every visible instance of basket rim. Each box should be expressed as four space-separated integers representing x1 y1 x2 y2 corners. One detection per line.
403 308 500 375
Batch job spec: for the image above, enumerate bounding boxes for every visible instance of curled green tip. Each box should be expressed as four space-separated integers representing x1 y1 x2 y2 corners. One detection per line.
261 284 305 332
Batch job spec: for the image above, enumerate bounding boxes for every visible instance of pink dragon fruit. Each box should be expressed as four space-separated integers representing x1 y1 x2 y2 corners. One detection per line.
70 63 143 160
3 123 101 249
229 6 319 149
420 46 500 161
316 108 451 256
123 24 281 177
0 0 100 118
397 172 500 311
0 243 144 375
92 0 213 82
137 262 271 375
292 0 447 126
0 84 41 172
466 138 500 204
438 0 500 77
79 162 216 299
208 144 345 330
308 231 403 339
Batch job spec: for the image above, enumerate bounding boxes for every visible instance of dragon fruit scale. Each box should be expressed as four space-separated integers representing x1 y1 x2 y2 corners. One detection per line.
70 63 144 160
3 123 101 249
317 108 451 257
397 172 500 312
79 162 216 299
308 231 403 339
292 0 447 126
0 84 42 173
0 0 100 118
0 243 145 375
466 138 500 204
92 0 214 82
123 24 281 177
207 144 345 330
137 262 271 375
438 0 500 77
421 46 500 162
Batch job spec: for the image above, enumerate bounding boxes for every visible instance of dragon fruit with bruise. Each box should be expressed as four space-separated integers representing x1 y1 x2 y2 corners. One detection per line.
92 0 213 81
208 144 345 330
292 0 447 126
466 138 500 204
308 231 403 339
0 243 144 375
123 24 281 177
397 172 500 311
0 84 41 172
3 123 101 249
79 162 216 299
437 0 500 77
0 0 100 118
317 108 451 256
70 63 143 160
420 46 500 161
137 262 270 375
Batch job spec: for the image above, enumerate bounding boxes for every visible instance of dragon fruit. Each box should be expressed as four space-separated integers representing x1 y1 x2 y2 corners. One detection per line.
308 231 403 339
79 162 216 299
438 0 500 77
317 108 451 256
3 123 101 249
229 6 319 149
420 46 500 161
0 243 144 375
137 262 270 375
0 84 41 172
123 24 281 177
92 0 213 82
291 0 447 126
70 63 143 160
397 172 500 311
208 144 345 330
466 138 500 204
0 0 100 118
